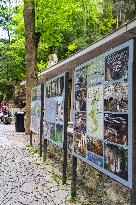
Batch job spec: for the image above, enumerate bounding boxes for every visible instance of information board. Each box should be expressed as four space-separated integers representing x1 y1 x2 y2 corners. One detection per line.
73 39 133 188
44 73 66 148
31 85 41 134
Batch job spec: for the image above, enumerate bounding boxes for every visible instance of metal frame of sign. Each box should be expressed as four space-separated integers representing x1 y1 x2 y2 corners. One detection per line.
73 39 134 188
30 84 41 135
44 72 68 149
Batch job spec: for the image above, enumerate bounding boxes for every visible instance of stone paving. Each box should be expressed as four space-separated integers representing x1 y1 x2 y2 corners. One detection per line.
0 123 72 205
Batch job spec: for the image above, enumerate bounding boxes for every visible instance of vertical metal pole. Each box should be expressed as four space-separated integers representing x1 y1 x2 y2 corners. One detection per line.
130 39 136 204
43 139 47 162
40 84 44 157
71 156 77 199
62 72 69 185
30 130 32 146
43 81 48 162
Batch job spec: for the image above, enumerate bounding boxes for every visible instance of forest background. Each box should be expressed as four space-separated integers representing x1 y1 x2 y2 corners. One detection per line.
0 0 136 102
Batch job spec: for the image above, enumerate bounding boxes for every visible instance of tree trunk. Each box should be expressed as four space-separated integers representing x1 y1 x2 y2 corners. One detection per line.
23 0 41 134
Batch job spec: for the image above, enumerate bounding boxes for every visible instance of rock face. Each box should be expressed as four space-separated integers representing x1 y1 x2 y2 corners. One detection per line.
47 53 58 68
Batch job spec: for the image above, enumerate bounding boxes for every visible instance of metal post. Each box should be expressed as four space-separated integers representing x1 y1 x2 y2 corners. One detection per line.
71 156 77 199
62 135 67 184
30 130 32 146
62 72 69 185
40 84 44 157
43 138 47 162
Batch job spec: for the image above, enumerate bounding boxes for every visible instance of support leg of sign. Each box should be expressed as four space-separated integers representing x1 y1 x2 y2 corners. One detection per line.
40 84 44 158
130 186 136 204
39 133 42 157
130 40 136 205
62 136 67 185
30 131 32 146
71 156 77 199
43 138 47 162
62 72 69 185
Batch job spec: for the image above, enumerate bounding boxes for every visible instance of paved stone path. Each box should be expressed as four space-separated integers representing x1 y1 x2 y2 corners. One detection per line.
0 123 72 205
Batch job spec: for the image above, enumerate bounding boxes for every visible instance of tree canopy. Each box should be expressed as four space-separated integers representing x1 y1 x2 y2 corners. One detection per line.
0 0 136 101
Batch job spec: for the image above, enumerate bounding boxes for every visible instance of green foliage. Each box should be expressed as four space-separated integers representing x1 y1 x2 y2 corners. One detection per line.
0 0 11 30
36 0 115 60
0 37 26 100
0 1 25 100
111 0 136 28
65 42 78 57
2 0 135 101
11 0 116 61
26 145 39 155
51 168 60 182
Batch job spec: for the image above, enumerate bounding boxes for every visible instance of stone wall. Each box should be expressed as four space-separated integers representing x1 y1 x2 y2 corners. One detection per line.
30 132 130 205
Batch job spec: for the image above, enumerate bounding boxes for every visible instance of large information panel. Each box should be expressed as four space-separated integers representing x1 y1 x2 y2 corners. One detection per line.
31 85 41 134
44 73 66 148
73 40 133 188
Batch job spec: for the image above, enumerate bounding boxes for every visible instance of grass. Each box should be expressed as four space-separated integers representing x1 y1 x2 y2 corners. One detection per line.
68 196 77 204
26 144 39 155
51 169 60 181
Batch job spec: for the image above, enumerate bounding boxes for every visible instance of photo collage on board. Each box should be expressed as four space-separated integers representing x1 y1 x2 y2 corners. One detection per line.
74 44 130 182
74 67 87 157
44 75 64 146
31 85 41 134
104 47 129 181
